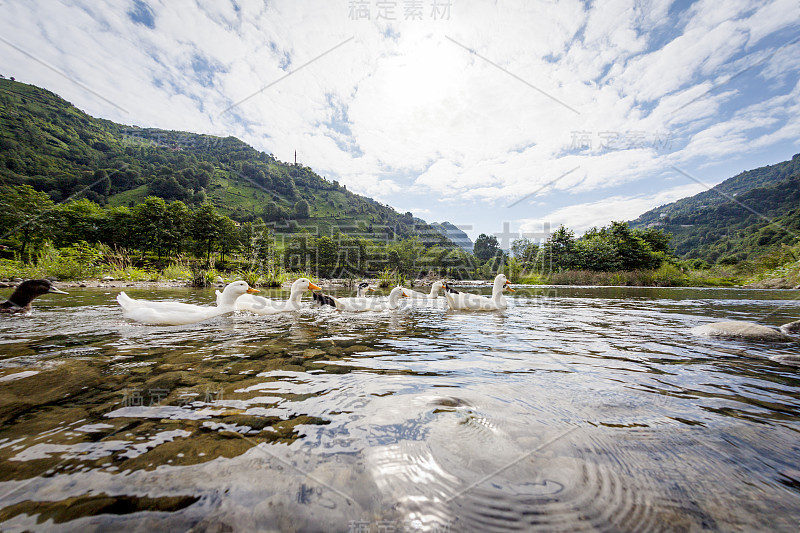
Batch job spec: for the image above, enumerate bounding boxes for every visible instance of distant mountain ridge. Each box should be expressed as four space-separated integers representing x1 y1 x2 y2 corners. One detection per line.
0 78 459 249
631 153 800 263
430 222 474 253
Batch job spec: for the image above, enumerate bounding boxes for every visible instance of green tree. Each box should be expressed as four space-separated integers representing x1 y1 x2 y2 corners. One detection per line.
191 203 222 265
131 196 169 259
419 245 449 275
262 201 286 222
163 200 189 257
149 175 189 202
51 198 105 247
0 184 55 261
295 199 310 218
574 236 621 271
387 237 424 276
605 221 657 270
286 230 313 271
636 226 673 255
315 236 338 276
506 256 523 281
473 233 501 261
238 222 257 263
217 216 239 266
239 222 275 268
511 237 539 270
102 205 135 249
90 169 111 197
541 225 576 272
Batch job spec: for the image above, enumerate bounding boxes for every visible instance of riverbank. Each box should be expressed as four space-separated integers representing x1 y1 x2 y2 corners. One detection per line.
518 261 800 289
2 259 799 290
2 274 799 291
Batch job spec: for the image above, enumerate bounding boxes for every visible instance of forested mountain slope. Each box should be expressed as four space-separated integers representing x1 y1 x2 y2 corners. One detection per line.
631 153 800 263
0 78 453 247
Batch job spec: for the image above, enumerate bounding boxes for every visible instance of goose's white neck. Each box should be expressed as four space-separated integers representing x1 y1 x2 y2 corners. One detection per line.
387 288 404 309
288 285 305 303
218 288 244 307
491 277 507 305
428 282 443 297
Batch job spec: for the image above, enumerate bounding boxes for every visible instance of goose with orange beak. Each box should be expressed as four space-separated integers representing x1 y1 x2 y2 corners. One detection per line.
444 274 514 311
234 277 321 315
118 281 259 325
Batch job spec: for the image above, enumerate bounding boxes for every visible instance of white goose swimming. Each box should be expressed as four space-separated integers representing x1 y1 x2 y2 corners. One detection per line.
444 274 514 311
401 280 444 299
118 281 258 325
331 286 408 312
233 278 321 315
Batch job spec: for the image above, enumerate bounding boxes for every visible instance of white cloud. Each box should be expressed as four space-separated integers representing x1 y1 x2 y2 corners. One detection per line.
518 183 708 235
0 0 798 236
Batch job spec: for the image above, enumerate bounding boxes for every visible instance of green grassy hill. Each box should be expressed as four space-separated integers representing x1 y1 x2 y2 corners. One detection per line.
0 78 453 247
631 154 800 263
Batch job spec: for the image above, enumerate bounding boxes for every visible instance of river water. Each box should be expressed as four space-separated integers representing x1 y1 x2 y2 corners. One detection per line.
0 284 799 532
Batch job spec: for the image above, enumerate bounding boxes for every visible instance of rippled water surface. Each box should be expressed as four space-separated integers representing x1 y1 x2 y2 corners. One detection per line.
1 284 799 532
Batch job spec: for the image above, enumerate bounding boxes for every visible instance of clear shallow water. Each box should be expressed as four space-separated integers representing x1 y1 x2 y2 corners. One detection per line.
0 284 799 532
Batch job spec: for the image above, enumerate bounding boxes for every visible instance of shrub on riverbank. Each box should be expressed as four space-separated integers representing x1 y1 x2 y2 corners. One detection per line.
377 267 408 288
547 269 664 286
517 263 743 287
235 267 289 287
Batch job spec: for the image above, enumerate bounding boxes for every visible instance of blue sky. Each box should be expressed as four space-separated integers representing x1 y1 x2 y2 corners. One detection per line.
1 0 798 243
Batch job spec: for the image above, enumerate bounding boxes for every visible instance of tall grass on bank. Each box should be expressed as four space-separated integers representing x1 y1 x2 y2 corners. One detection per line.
2 240 797 288
518 263 741 287
547 269 664 286
161 260 192 281
235 266 288 288
377 267 407 288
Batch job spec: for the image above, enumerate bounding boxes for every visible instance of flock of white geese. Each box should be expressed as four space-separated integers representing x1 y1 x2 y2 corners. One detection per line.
116 274 515 325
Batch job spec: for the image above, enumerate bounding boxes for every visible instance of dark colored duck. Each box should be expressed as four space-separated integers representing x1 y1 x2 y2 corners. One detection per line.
312 291 336 307
0 279 68 314
442 282 460 294
314 281 373 307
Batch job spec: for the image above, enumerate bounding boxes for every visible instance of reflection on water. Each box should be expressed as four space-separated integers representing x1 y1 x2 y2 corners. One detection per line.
0 285 799 531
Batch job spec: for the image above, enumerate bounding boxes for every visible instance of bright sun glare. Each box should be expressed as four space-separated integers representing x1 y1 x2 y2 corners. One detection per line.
381 37 463 113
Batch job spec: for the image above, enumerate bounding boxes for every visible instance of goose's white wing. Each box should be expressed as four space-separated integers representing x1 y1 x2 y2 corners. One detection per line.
117 292 216 314
117 292 231 325
403 288 433 299
234 294 299 315
332 297 390 312
445 291 500 311
121 307 231 325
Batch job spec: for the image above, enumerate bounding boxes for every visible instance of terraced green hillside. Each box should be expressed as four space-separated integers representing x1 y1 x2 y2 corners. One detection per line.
0 78 452 247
